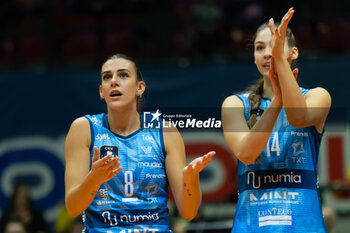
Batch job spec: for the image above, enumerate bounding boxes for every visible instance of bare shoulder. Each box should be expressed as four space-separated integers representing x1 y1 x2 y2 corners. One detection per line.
222 95 244 108
162 122 182 143
162 123 184 154
305 87 332 107
67 117 90 137
71 116 90 128
307 87 330 96
222 95 245 118
66 116 91 147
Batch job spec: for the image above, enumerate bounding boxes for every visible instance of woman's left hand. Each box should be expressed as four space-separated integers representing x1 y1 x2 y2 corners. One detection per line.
269 7 295 60
183 151 216 180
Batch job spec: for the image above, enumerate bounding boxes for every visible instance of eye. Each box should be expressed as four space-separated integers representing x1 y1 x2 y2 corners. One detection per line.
119 72 129 78
255 45 264 51
103 74 112 80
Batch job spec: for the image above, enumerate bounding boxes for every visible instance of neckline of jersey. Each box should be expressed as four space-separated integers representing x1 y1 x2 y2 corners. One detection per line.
102 113 144 139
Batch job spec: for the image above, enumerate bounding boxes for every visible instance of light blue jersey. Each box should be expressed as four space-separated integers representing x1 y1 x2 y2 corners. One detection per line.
232 88 328 233
83 113 170 233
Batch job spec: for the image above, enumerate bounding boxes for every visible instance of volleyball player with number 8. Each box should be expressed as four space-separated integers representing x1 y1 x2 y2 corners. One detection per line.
64 54 215 233
222 8 331 232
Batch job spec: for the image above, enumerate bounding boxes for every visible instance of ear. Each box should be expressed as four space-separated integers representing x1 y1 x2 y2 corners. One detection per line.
136 81 146 97
288 47 299 62
99 85 104 100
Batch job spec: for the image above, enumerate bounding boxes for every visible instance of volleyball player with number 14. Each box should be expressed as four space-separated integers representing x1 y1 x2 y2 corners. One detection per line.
222 8 331 232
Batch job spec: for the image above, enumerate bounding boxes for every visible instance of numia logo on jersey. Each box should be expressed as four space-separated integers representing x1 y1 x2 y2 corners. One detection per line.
102 211 160 226
247 171 301 189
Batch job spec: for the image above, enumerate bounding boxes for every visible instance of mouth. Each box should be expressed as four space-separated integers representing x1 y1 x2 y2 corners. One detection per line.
110 90 122 98
263 63 271 70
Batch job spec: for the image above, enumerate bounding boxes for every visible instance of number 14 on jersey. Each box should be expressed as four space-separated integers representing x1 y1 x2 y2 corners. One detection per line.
266 132 280 157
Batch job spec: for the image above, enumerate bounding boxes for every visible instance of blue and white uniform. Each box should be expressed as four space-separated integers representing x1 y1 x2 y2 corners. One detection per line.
232 88 328 233
83 113 170 233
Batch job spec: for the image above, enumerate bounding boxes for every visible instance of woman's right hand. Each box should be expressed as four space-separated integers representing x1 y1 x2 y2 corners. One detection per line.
269 57 282 102
90 146 122 184
269 57 299 102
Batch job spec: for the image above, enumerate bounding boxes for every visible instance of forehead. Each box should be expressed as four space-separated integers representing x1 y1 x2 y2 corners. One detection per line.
102 58 135 73
255 28 272 43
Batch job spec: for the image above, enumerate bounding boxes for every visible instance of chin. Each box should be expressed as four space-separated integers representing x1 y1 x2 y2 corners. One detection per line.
259 69 269 77
108 102 135 112
258 71 268 78
108 102 124 111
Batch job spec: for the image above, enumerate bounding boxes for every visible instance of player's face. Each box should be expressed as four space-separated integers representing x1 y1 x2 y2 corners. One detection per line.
254 28 291 78
99 58 144 111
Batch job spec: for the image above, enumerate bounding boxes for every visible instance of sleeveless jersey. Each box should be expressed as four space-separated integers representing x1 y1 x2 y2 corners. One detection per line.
83 113 170 233
232 88 328 233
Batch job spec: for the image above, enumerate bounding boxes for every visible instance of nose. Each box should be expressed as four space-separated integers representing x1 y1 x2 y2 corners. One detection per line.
111 74 119 87
264 46 272 59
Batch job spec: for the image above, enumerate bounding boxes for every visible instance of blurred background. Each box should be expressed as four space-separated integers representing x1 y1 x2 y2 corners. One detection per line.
0 0 350 233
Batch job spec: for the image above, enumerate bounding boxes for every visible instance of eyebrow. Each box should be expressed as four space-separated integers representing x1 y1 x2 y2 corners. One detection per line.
254 41 265 44
101 69 130 74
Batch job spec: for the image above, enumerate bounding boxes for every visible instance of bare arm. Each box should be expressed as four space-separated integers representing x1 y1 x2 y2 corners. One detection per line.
221 95 282 165
65 117 122 217
275 59 331 131
269 8 331 131
164 126 215 221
